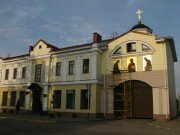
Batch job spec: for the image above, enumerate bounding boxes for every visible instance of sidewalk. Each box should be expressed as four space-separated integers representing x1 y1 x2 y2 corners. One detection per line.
0 113 104 123
148 117 180 132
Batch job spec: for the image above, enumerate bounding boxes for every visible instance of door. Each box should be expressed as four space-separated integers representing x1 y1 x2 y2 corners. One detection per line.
32 89 42 114
133 88 153 118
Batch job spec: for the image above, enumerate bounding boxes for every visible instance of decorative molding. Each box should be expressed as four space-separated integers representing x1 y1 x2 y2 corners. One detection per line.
29 54 51 60
51 79 103 86
111 51 154 58
110 40 155 57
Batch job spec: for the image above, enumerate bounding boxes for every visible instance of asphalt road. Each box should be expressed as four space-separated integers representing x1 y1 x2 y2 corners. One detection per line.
0 118 179 135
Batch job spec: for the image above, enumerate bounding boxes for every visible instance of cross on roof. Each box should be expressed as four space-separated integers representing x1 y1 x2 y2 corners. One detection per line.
136 9 143 23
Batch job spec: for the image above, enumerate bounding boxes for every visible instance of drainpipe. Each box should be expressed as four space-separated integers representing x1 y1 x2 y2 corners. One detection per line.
103 50 107 118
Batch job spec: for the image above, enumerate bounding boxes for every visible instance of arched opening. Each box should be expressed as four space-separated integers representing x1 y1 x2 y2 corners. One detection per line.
28 83 43 114
114 80 153 118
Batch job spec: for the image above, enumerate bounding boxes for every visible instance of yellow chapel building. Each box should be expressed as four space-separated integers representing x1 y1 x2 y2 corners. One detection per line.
0 17 177 120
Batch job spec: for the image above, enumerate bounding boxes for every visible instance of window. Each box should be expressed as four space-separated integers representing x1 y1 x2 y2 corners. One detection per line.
5 69 9 80
53 90 61 108
142 44 151 51
20 91 25 107
80 89 91 109
35 64 42 82
39 45 42 49
114 47 121 55
10 91 16 106
68 61 74 75
13 68 17 79
83 59 89 73
127 42 136 52
22 67 26 79
55 62 61 76
66 90 75 109
2 91 8 106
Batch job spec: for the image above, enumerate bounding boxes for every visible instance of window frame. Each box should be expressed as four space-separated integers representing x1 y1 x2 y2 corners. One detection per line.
5 69 9 80
82 59 89 74
68 61 74 75
10 91 16 106
34 64 42 82
80 89 91 109
53 90 62 108
55 62 61 76
126 42 136 52
142 44 151 51
2 91 8 106
13 68 17 79
113 47 122 55
66 90 75 109
22 67 26 79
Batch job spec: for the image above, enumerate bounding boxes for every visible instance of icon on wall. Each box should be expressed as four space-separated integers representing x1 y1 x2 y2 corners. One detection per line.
128 58 136 72
113 60 120 74
144 57 152 71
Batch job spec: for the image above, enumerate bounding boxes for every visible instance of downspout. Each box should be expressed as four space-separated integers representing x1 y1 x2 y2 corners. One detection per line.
48 50 53 115
103 50 107 117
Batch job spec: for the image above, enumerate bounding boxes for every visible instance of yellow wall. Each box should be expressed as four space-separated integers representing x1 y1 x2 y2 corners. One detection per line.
0 86 26 109
30 41 51 57
51 84 98 113
101 31 166 75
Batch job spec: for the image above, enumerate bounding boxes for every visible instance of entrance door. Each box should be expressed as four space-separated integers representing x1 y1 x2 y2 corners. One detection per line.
28 83 43 114
114 80 153 119
32 89 42 114
133 88 153 118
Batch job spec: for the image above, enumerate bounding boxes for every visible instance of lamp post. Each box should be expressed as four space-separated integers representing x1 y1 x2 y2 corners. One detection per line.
86 84 92 120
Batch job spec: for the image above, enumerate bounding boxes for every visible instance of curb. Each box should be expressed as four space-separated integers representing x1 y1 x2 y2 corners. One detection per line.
0 116 56 123
0 115 104 123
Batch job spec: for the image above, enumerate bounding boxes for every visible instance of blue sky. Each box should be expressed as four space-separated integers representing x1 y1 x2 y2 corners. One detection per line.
0 0 180 94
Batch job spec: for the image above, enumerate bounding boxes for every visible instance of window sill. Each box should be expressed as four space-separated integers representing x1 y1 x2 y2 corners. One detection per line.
82 72 90 74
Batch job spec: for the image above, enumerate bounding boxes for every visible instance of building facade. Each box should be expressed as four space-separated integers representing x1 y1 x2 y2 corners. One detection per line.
0 21 177 120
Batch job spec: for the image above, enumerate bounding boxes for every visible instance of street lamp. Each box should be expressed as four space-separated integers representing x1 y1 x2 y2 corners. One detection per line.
86 84 92 120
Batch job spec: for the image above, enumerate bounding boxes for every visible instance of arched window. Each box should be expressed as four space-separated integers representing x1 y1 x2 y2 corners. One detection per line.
142 44 151 51
113 47 121 55
127 42 136 52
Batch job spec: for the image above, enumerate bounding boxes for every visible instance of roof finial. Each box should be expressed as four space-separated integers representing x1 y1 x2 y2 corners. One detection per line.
136 9 143 24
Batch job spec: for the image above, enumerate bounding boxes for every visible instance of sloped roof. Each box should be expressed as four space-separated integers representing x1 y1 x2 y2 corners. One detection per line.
31 39 59 51
3 54 29 61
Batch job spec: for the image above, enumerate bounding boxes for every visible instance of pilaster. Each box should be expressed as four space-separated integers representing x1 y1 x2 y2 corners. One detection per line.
43 85 49 111
62 57 68 81
91 54 97 79
75 56 81 80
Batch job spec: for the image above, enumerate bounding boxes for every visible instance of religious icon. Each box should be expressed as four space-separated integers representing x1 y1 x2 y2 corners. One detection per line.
144 57 152 71
113 60 120 74
128 58 136 72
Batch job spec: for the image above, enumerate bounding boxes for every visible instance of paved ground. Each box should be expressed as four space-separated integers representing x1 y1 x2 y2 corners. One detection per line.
0 113 180 135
